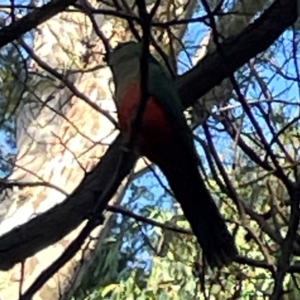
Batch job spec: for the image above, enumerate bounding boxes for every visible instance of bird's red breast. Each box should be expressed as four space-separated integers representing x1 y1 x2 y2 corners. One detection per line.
116 82 175 159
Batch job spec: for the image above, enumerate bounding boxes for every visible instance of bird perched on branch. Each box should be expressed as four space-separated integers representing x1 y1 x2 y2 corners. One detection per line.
109 41 237 268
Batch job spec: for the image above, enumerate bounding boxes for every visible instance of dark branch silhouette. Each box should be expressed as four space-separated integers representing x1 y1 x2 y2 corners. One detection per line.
0 0 77 48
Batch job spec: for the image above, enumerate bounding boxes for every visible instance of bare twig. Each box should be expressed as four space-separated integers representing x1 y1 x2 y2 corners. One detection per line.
107 204 191 235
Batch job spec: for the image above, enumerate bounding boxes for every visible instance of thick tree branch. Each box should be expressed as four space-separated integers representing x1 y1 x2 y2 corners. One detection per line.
177 0 297 107
0 0 297 271
0 136 137 270
0 0 76 48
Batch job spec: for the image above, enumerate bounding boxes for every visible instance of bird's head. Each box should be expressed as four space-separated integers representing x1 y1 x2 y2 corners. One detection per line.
108 41 142 67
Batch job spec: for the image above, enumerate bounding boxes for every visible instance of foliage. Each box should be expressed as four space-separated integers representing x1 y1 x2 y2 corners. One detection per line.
0 43 26 175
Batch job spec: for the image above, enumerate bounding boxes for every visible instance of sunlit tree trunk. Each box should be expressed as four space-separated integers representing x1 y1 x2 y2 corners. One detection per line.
0 5 119 299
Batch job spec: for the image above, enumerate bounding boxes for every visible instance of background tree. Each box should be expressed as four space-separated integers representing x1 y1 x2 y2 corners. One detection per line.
0 0 298 299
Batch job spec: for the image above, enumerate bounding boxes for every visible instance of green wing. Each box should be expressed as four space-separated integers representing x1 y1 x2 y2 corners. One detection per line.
148 61 197 160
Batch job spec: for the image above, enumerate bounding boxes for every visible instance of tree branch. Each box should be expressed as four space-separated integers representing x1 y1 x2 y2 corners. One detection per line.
177 0 297 107
0 0 76 48
0 136 137 270
0 0 297 271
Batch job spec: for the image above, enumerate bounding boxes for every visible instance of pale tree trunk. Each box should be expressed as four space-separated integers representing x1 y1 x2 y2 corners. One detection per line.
0 5 119 299
0 0 196 299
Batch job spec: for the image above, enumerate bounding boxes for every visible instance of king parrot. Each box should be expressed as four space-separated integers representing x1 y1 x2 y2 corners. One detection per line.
109 41 237 268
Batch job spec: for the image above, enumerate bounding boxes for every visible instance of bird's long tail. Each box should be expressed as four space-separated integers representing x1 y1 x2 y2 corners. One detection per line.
155 145 237 268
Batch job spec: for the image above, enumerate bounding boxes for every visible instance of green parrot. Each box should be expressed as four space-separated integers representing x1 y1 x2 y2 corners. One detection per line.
109 41 237 268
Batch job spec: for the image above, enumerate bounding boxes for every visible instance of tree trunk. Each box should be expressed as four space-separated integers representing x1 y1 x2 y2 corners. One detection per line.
0 6 119 299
